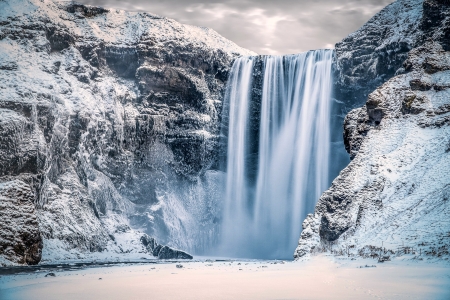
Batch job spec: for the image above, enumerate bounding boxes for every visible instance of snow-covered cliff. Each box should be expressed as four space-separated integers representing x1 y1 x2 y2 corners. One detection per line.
0 0 253 265
295 0 450 261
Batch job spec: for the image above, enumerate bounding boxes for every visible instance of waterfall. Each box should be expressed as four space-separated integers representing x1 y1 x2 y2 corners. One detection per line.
219 50 334 259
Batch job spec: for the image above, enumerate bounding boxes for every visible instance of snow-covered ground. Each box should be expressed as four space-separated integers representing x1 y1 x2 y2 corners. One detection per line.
1 255 449 300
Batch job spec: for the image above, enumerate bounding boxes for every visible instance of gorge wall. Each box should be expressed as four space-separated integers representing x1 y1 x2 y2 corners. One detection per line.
0 0 253 265
295 0 450 260
1 0 449 266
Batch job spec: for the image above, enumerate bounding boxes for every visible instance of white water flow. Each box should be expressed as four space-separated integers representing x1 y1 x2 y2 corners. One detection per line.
220 50 333 259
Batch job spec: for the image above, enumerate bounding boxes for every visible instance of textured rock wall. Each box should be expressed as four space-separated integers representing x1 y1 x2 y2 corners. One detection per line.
0 180 42 265
0 0 253 265
329 0 425 180
334 0 422 108
333 0 450 108
296 0 450 260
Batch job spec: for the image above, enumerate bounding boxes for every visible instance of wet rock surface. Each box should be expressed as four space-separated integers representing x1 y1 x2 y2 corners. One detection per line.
0 0 253 265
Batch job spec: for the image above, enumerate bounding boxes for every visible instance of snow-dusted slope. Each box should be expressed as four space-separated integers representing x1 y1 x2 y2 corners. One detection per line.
295 0 450 261
0 0 253 265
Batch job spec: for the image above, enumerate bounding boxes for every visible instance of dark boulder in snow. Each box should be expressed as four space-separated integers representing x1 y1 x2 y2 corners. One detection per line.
157 246 193 260
152 244 163 257
0 180 42 265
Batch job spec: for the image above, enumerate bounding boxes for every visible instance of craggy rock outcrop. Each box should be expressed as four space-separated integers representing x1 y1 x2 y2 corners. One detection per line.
140 234 192 259
334 0 449 109
157 246 193 260
296 0 450 260
329 0 450 178
0 0 253 265
334 0 422 108
329 0 424 179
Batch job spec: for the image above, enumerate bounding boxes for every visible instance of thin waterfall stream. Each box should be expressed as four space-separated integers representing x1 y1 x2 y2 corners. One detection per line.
219 50 334 259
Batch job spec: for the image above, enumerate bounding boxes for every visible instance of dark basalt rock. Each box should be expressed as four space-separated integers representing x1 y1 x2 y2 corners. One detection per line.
152 244 163 257
142 236 193 259
104 46 139 78
140 234 157 252
319 215 349 242
0 62 18 71
65 3 109 18
45 25 74 52
157 246 193 260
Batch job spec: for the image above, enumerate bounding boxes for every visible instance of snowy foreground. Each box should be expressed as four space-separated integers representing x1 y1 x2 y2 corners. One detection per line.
0 256 449 300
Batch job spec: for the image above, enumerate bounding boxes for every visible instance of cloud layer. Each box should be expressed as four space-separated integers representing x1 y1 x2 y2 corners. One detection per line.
78 0 395 55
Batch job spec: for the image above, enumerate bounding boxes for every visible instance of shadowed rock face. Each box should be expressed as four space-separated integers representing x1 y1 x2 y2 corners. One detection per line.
296 0 450 260
0 0 253 265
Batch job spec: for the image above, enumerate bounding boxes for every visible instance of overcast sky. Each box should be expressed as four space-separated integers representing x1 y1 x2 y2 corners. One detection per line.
78 0 395 55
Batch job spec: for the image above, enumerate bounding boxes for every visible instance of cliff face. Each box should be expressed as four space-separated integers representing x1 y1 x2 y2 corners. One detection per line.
329 0 425 182
296 0 450 260
334 0 423 108
0 0 253 265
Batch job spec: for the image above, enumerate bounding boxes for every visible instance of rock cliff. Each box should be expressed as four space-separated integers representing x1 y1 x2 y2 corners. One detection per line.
295 0 450 260
0 0 253 265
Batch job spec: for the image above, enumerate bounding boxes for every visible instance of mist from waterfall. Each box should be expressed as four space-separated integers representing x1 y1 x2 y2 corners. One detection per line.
219 50 334 259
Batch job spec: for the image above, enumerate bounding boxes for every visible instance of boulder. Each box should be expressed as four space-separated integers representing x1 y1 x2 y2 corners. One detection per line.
157 246 193 260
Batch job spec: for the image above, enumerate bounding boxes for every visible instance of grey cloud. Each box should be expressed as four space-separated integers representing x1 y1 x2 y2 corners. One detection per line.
77 0 395 55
